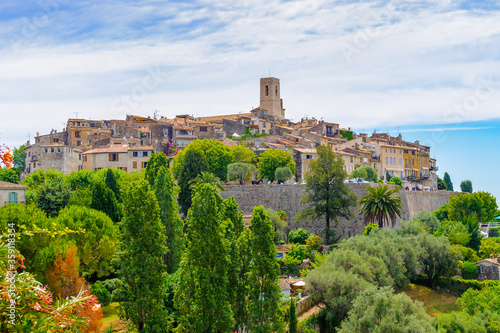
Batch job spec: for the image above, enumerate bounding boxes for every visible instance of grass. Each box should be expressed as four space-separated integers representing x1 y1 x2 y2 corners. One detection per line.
403 283 459 317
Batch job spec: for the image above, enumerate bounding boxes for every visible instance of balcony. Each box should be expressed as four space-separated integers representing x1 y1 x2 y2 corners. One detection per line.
370 156 380 161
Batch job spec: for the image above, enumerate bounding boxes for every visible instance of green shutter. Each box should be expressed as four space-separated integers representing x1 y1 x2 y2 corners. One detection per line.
8 192 18 204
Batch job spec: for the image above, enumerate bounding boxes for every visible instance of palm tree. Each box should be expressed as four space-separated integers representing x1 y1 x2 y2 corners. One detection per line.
359 185 403 228
189 171 225 191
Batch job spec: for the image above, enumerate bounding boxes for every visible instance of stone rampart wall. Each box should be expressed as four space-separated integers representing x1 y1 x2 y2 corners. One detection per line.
221 183 456 240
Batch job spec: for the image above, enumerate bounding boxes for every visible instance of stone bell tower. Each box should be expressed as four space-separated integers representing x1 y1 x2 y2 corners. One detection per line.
260 77 286 119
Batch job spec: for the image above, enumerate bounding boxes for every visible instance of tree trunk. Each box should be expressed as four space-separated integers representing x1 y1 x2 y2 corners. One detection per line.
325 214 330 245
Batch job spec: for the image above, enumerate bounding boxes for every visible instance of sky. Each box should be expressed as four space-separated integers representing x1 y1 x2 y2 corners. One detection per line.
0 0 499 200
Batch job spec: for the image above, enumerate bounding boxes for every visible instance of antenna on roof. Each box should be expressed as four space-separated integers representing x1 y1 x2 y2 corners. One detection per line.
73 112 80 119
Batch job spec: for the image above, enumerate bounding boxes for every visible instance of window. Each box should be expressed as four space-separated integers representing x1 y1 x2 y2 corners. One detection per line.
132 151 138 157
263 122 266 128
77 122 80 126
51 148 54 153
79 154 81 160
143 151 149 157
265 85 269 96
76 141 81 146
75 131 81 138
163 129 168 137
480 266 485 273
275 86 278 96
493 266 497 274
83 155 87 162
326 126 332 134
178 130 188 135
45 148 48 153
8 192 18 204
262 130 266 134
199 126 207 132
305 154 313 160
109 153 119 161
385 157 388 164
142 162 147 168
133 161 138 169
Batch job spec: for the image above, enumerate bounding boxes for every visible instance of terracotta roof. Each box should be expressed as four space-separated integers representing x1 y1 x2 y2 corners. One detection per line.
0 180 27 189
294 148 317 154
476 258 500 266
83 146 129 154
279 279 291 291
196 113 252 123
128 146 154 151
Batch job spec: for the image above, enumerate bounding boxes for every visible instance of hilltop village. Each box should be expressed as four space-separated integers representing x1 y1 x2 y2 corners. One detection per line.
24 77 438 190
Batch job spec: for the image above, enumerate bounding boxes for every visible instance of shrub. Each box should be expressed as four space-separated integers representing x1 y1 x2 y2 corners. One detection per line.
91 281 112 307
459 261 479 280
390 176 402 186
275 167 293 183
289 228 310 244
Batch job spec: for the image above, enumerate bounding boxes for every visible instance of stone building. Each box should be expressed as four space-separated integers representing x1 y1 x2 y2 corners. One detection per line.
476 255 500 280
260 77 286 119
82 145 153 172
0 180 27 207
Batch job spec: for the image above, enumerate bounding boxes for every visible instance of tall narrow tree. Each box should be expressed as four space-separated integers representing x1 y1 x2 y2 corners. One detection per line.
153 166 184 273
119 180 169 332
90 180 121 222
174 184 233 332
443 172 453 192
178 149 208 214
247 206 285 333
145 152 169 187
296 145 357 244
104 168 121 202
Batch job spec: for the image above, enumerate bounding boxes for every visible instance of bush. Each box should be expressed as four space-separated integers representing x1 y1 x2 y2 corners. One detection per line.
275 167 293 183
459 261 479 280
91 281 112 307
289 228 310 244
389 176 402 186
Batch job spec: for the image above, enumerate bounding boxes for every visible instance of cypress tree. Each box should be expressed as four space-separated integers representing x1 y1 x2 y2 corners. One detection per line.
444 172 453 192
153 166 184 273
119 180 169 332
104 168 121 202
178 149 208 214
289 298 298 333
90 180 120 222
247 206 285 333
174 184 233 332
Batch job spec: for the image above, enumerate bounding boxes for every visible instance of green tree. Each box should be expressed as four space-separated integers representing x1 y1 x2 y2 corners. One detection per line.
173 139 235 181
288 228 310 245
227 162 256 184
0 168 19 183
174 184 233 332
12 143 26 174
358 165 378 182
390 176 402 186
145 152 169 187
296 146 356 244
91 281 112 307
23 168 64 204
232 145 256 164
459 261 479 280
307 265 371 328
433 203 450 221
448 192 498 223
119 180 169 332
56 205 118 278
385 171 391 182
153 166 184 274
411 211 440 233
275 166 293 183
338 286 436 333
434 220 471 246
37 177 72 217
438 178 447 190
444 172 454 191
178 149 208 214
479 237 500 259
461 180 473 193
359 185 403 228
247 206 285 333
189 171 225 191
257 149 295 182
418 234 461 289
437 311 488 333
90 180 121 222
289 298 298 333
265 208 287 244
350 167 367 180
104 168 121 202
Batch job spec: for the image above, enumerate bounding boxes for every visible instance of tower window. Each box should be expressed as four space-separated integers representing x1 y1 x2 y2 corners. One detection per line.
265 85 268 96
276 86 278 96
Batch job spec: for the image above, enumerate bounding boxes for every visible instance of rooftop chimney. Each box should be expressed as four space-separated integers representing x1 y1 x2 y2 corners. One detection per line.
497 255 500 264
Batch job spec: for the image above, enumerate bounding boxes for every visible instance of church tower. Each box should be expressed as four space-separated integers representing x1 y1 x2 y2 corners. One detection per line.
260 77 285 119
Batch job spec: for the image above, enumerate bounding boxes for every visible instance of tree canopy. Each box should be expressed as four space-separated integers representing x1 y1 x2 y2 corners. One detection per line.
296 145 356 244
257 149 295 182
460 180 473 193
444 172 453 192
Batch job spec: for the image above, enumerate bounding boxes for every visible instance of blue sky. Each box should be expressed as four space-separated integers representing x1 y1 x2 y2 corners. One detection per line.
1 0 499 201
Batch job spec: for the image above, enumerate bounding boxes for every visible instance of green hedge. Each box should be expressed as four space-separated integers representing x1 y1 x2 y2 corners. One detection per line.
414 275 500 297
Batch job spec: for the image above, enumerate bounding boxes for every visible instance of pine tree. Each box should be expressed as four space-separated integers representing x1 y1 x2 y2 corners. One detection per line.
444 172 453 192
174 184 233 332
153 166 184 273
247 206 285 333
119 180 169 332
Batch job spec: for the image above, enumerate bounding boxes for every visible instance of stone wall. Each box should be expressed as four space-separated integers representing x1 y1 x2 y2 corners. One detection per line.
221 183 456 240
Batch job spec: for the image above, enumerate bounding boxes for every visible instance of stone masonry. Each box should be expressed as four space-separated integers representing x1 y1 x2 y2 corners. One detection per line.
221 183 456 240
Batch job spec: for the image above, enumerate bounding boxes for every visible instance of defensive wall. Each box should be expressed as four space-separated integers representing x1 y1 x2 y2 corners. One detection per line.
221 183 456 240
